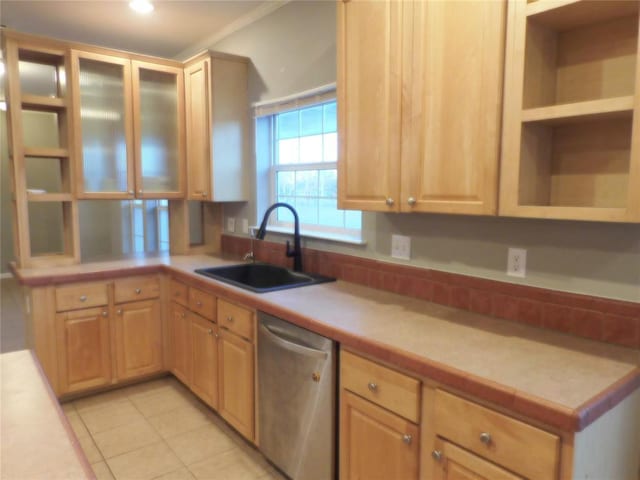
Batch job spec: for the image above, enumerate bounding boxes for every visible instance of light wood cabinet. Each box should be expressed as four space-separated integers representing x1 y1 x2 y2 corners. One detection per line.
114 299 163 380
184 52 249 202
340 350 420 480
500 0 640 222
71 51 185 199
337 0 506 215
218 326 254 441
56 306 111 394
169 302 191 385
190 312 219 409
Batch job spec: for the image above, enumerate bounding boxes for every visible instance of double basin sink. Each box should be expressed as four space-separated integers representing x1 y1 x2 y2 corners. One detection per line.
195 263 335 293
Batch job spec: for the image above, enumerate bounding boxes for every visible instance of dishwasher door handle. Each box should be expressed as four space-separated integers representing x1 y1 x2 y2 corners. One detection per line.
259 324 328 360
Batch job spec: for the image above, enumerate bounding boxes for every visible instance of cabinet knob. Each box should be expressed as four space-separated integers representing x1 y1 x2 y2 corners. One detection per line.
135 288 141 294
367 382 378 393
117 309 123 315
479 432 492 445
128 190 134 195
196 301 202 307
407 196 416 206
207 328 213 335
226 316 234 323
101 311 108 317
215 333 219 339
201 192 207 197
181 313 185 318
138 189 143 194
431 450 443 462
386 197 394 206
79 295 87 302
402 434 412 445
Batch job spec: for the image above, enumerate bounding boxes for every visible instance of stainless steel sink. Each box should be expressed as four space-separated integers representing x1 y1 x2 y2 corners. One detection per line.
194 263 335 293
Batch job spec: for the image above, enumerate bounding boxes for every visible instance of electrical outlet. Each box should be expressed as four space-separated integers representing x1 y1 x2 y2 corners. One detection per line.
241 218 249 234
507 247 527 278
227 217 235 232
391 234 411 260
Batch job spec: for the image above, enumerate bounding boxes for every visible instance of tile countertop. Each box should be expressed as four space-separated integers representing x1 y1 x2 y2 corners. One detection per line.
1 350 95 479
11 254 640 432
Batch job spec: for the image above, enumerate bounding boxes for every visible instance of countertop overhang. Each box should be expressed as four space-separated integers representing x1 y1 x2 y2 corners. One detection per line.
10 255 640 433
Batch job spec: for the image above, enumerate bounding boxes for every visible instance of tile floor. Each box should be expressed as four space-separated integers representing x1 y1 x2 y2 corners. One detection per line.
63 377 286 480
1 279 284 479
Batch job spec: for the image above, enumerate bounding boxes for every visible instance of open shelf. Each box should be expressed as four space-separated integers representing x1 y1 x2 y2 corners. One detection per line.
521 96 635 124
23 147 69 158
523 9 638 109
518 117 631 209
527 0 639 30
21 94 65 111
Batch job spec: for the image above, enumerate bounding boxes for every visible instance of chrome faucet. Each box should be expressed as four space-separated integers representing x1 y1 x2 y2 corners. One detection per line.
256 202 302 272
243 227 256 263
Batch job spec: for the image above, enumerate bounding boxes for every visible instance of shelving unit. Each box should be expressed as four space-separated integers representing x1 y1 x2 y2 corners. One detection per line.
3 32 80 267
500 0 640 222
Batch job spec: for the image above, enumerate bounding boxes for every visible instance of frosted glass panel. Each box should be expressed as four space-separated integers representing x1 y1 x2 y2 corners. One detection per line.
29 202 64 255
26 157 64 193
138 68 179 192
78 58 129 194
22 110 60 148
19 60 59 97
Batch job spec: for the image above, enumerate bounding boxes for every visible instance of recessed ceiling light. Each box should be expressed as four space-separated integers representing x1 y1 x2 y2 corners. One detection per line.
129 0 154 14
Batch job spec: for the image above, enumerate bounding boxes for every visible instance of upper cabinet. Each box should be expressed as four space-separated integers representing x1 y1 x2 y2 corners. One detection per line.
71 51 185 199
337 0 506 215
500 0 640 222
184 52 249 202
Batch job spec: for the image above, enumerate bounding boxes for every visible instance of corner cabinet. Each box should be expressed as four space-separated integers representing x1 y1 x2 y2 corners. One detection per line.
71 51 185 199
499 0 640 222
183 52 250 202
337 0 506 215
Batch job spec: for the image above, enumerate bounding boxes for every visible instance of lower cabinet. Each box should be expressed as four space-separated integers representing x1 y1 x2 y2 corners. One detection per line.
339 350 421 480
191 312 219 409
432 438 521 480
218 327 255 441
56 306 111 394
114 299 163 380
169 302 192 385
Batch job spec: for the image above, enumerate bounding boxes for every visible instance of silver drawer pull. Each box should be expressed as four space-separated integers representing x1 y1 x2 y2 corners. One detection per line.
367 382 378 393
79 295 87 302
117 309 123 315
386 197 394 206
480 432 492 445
431 450 442 462
226 316 234 322
402 434 412 445
135 288 141 294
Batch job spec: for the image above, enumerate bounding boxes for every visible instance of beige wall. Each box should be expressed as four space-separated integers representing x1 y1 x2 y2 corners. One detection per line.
212 1 640 303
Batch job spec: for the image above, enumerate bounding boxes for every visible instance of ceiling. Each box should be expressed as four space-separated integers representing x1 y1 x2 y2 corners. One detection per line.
0 0 281 59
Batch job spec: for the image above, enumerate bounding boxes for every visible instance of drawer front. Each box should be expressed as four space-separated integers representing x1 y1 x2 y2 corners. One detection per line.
217 299 254 341
434 390 560 480
114 275 160 303
341 350 420 423
189 288 216 321
170 279 188 307
55 282 108 312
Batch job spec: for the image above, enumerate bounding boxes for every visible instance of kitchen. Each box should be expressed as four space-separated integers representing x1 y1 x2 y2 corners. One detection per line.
1 1 639 479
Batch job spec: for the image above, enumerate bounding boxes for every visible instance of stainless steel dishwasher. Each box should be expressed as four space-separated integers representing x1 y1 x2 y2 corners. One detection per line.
258 312 335 480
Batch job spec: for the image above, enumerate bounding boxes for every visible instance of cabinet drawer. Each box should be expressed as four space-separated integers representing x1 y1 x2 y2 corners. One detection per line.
55 282 108 312
189 288 215 321
434 389 560 480
341 350 420 423
170 279 188 307
114 276 160 303
217 299 254 341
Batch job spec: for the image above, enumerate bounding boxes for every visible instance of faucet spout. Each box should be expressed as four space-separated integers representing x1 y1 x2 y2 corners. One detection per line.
256 202 302 272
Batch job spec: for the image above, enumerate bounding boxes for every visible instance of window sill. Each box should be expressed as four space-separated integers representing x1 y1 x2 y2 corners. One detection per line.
256 225 366 246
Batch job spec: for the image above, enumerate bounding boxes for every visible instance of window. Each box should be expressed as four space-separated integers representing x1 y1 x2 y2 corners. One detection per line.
257 97 361 241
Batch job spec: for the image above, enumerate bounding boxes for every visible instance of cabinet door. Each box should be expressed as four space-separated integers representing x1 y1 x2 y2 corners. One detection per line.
114 299 162 380
402 0 506 215
337 0 403 212
340 390 419 480
190 312 218 409
184 58 211 201
218 328 254 440
71 51 134 199
132 61 185 198
169 303 191 385
431 438 522 480
56 307 111 394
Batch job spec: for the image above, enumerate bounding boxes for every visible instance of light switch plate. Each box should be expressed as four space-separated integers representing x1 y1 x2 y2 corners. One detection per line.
241 218 249 234
227 217 235 232
507 247 527 278
391 234 411 260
